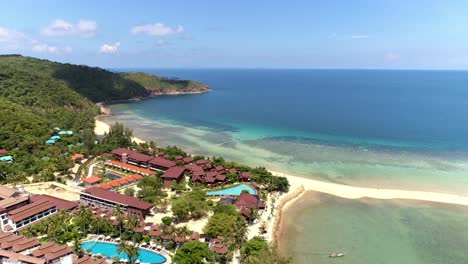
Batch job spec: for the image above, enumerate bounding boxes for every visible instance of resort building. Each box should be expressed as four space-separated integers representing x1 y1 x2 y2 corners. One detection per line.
148 158 176 171
73 256 106 264
0 232 41 253
105 160 155 176
0 249 46 264
239 172 252 181
127 152 154 168
79 187 153 218
0 190 77 232
82 176 101 186
0 186 30 214
209 236 228 255
160 167 186 188
1 199 58 232
234 193 266 210
32 242 73 264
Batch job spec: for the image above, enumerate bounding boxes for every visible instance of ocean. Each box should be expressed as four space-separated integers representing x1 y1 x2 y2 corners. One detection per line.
103 69 468 262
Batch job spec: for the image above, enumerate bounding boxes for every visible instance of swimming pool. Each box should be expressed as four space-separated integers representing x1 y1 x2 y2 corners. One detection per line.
81 241 166 264
105 173 122 179
207 184 257 196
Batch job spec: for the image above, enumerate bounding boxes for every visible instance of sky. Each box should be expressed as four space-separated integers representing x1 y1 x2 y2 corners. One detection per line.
1 0 468 69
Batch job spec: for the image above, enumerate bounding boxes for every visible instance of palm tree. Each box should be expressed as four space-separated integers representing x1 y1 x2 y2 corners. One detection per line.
125 214 141 234
248 207 258 225
117 241 140 264
112 205 126 236
71 237 84 257
76 206 92 235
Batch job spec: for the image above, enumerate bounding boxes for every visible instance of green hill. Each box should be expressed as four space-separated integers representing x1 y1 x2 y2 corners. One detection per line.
122 72 210 94
0 55 209 183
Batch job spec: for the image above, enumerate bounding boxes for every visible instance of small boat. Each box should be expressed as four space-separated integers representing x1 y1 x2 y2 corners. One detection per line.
329 252 345 258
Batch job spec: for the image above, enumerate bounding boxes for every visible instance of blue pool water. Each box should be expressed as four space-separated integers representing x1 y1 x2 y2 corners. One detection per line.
105 173 122 180
207 184 257 196
81 242 166 264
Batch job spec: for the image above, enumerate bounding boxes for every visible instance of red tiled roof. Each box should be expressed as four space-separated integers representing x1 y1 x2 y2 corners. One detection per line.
108 180 121 187
195 159 208 165
44 244 72 262
1 234 25 249
125 176 136 182
182 157 193 164
111 148 134 156
100 183 112 190
128 152 154 163
30 195 78 210
175 155 183 160
161 166 186 180
234 193 260 209
106 160 155 175
205 171 217 178
71 153 84 161
83 176 101 185
216 174 227 181
191 174 203 182
0 149 7 155
215 166 225 171
117 178 129 185
12 237 40 252
189 232 200 241
211 245 228 254
184 164 204 172
81 187 153 211
148 157 176 169
240 172 252 179
132 174 143 180
8 199 55 222
74 256 107 264
0 249 45 264
228 168 237 174
32 242 55 257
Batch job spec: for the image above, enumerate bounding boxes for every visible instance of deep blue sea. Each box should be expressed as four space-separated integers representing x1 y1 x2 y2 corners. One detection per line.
106 69 468 192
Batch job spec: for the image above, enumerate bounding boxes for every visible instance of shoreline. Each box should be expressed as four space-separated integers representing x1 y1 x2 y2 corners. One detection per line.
96 89 212 107
94 109 468 253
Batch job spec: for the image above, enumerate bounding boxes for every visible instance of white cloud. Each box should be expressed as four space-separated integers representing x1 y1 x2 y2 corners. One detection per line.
41 19 97 37
32 44 72 54
99 42 120 54
351 35 369 39
131 23 184 36
0 26 35 49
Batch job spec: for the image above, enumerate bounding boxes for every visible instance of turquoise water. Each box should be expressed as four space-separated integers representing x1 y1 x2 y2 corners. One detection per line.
81 242 166 263
104 69 468 193
207 184 257 196
280 192 468 264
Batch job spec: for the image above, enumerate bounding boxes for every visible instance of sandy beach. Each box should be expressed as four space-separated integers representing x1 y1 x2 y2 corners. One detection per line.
95 117 145 144
270 170 468 206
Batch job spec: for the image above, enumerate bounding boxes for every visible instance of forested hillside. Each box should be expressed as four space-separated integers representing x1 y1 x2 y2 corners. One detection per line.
0 55 210 183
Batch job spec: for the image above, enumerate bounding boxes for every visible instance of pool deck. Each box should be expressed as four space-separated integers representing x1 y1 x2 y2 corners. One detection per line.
84 238 172 264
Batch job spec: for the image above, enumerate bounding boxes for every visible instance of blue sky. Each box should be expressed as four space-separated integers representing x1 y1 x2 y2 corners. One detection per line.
1 0 467 69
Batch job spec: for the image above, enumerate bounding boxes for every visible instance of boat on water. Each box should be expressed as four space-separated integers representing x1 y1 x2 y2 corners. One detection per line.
329 252 345 258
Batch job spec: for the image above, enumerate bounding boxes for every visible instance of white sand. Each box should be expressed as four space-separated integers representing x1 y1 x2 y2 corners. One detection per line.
270 170 468 206
95 118 145 144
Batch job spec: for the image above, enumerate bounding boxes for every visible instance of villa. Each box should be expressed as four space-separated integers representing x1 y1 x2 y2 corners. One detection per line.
82 176 101 186
79 187 153 218
234 193 266 210
160 166 186 188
